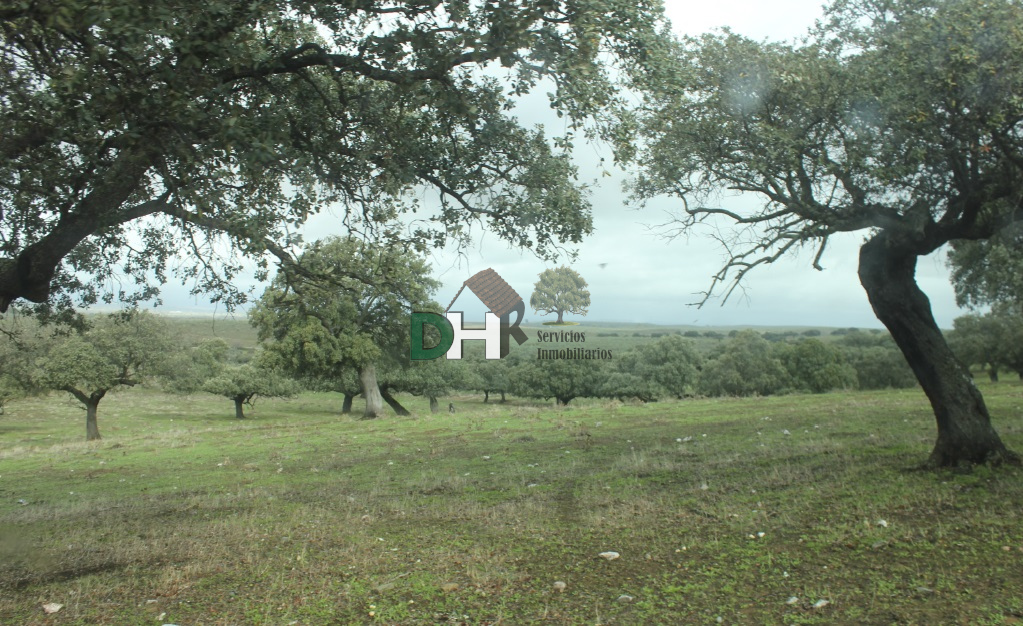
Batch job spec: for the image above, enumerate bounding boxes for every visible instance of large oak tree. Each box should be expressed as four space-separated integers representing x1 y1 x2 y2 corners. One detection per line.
0 0 666 320
249 236 439 419
41 309 171 440
622 0 1023 466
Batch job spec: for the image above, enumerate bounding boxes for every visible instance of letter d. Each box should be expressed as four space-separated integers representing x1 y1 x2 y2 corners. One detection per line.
410 312 454 360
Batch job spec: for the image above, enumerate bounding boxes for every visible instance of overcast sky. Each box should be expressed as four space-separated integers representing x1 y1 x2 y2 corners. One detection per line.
161 1 966 329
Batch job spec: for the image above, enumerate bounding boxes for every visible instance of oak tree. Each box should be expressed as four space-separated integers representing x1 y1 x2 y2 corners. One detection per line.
529 266 591 324
41 309 170 440
623 0 1023 465
202 363 300 419
0 1 666 320
249 236 439 419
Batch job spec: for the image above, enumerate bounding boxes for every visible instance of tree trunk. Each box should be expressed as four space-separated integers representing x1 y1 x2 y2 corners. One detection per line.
858 236 1019 467
379 385 411 416
234 396 246 419
988 366 999 383
556 309 564 324
429 396 439 413
483 390 489 403
341 393 354 415
85 398 101 441
500 391 506 403
360 364 383 419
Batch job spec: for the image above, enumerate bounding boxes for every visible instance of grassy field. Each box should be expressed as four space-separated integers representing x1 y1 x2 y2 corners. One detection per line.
1 383 1022 625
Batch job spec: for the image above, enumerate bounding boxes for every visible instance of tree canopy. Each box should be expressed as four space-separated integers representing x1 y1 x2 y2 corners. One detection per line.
250 236 439 418
529 266 591 324
621 0 1023 466
203 362 300 419
948 225 1023 313
0 1 667 320
40 309 171 439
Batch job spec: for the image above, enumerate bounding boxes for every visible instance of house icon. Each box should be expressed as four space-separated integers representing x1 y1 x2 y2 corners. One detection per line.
446 268 528 348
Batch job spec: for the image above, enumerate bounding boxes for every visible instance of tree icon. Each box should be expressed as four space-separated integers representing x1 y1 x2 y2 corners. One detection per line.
529 266 590 324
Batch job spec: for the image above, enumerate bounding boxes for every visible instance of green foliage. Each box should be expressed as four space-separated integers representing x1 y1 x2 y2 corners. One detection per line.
387 358 470 400
161 338 230 394
469 357 510 402
35 309 172 438
698 331 788 397
510 357 606 405
250 236 440 391
776 338 858 394
0 325 47 412
948 205 1023 312
844 346 918 390
620 334 702 399
598 369 663 402
0 0 669 316
41 309 171 397
529 266 591 323
620 0 1023 463
202 363 300 417
949 307 1023 379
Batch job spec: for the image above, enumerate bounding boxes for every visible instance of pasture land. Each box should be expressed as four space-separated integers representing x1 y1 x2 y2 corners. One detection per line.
1 383 1022 624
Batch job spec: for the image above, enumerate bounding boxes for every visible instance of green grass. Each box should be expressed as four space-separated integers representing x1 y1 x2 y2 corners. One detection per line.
2 383 1022 624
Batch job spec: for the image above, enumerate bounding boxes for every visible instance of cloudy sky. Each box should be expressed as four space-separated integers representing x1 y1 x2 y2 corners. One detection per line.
163 1 966 329
419 0 964 328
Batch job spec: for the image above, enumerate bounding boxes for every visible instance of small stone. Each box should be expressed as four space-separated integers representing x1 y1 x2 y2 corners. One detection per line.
812 599 830 609
915 586 934 594
599 551 620 560
876 519 888 528
441 582 459 592
616 594 634 603
553 581 567 592
786 596 799 605
42 603 63 614
700 482 709 491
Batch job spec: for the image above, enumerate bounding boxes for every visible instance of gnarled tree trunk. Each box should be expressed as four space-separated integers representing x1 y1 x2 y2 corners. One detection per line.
858 236 1019 467
234 395 246 419
429 396 439 413
379 385 410 416
360 364 383 419
66 387 105 441
341 393 354 415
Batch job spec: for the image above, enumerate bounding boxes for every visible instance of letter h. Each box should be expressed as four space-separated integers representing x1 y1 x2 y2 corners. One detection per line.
446 312 501 359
